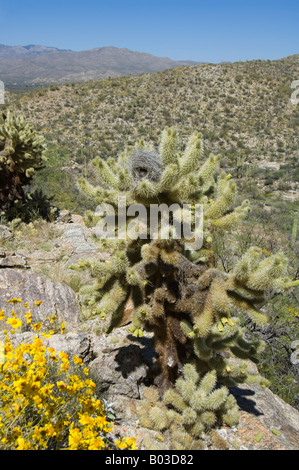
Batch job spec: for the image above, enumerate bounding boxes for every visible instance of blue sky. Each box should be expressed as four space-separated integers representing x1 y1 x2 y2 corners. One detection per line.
0 0 298 62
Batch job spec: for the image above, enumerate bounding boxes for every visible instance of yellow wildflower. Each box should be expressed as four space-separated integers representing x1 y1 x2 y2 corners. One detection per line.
13 379 26 392
16 437 30 450
48 314 58 323
68 427 82 450
88 438 105 450
79 414 92 426
8 298 22 304
0 300 134 450
6 317 22 329
57 381 68 391
24 310 32 324
73 355 83 366
41 331 54 339
48 350 58 362
45 423 56 437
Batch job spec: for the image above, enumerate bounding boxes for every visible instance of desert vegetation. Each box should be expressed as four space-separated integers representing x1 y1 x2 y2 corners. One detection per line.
0 56 298 449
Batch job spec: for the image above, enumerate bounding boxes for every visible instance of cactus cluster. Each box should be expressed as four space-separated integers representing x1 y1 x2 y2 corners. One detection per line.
0 110 47 213
76 127 298 391
137 362 242 450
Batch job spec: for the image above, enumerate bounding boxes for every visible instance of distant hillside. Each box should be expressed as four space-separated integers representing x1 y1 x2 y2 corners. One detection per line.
4 54 299 212
0 44 69 58
0 44 200 88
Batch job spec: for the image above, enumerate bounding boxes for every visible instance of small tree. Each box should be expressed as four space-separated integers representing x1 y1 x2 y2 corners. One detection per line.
0 110 47 214
76 128 298 396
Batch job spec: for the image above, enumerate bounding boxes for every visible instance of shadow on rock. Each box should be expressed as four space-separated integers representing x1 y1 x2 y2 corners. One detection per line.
230 386 263 416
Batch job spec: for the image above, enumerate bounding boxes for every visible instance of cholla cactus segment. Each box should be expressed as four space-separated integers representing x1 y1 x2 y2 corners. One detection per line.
165 364 239 435
92 156 119 188
77 177 101 199
159 127 178 166
205 179 237 220
159 163 180 190
179 132 204 176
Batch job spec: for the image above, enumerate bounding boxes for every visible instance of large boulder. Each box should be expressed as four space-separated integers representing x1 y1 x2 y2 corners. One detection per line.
0 268 80 328
88 340 153 399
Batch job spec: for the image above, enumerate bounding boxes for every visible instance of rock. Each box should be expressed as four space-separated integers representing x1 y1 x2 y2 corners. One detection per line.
43 331 95 362
0 225 13 241
89 344 148 399
0 268 80 328
232 383 299 450
88 329 155 400
62 224 97 254
56 209 72 224
0 252 28 268
70 214 85 225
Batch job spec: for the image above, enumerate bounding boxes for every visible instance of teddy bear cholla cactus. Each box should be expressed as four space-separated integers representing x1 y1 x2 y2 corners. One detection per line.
77 127 298 389
137 362 241 450
0 110 47 212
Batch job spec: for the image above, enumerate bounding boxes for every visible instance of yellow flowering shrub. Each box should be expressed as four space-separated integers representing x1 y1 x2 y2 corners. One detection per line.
0 299 137 450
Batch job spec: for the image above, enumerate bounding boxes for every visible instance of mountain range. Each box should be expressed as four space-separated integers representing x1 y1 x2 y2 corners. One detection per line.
0 44 200 88
0 44 71 58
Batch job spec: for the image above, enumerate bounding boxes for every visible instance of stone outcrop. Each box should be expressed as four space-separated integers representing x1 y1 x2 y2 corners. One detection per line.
0 252 28 268
0 268 80 328
62 223 97 255
231 384 299 450
0 225 13 241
